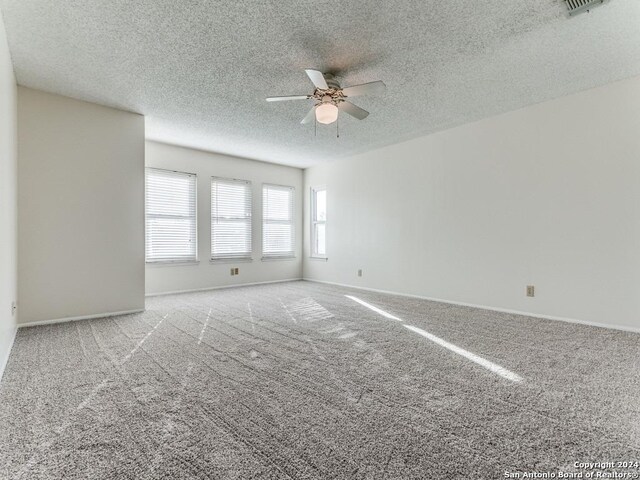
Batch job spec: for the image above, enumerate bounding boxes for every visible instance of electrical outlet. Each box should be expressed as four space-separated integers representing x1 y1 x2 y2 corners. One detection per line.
526 285 535 297
230 268 235 276
357 269 362 277
234 268 239 275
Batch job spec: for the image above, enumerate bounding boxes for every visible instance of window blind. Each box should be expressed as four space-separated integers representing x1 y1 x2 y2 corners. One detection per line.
145 168 197 263
211 177 252 260
263 184 295 258
311 186 327 257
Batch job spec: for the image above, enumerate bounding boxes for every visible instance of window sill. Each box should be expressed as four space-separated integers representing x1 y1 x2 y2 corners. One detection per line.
146 260 200 267
309 256 328 261
210 258 253 264
261 256 296 262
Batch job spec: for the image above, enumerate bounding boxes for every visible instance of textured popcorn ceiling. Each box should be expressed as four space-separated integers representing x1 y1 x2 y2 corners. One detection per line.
2 0 640 167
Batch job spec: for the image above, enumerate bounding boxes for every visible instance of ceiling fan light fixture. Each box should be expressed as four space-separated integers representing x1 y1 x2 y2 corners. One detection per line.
266 69 385 128
315 103 338 124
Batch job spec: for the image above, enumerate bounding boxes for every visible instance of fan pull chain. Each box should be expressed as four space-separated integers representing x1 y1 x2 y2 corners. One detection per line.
336 117 340 138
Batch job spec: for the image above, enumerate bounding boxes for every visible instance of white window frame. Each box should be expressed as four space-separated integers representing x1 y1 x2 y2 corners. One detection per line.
145 167 198 265
310 185 327 259
262 183 295 260
210 176 253 262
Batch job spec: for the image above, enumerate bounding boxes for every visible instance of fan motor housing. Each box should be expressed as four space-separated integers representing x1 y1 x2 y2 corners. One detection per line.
323 73 341 90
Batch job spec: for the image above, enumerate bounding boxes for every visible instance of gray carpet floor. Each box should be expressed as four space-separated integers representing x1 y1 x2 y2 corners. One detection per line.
1 280 639 479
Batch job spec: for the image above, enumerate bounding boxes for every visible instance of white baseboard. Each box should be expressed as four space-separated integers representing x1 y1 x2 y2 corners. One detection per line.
145 278 303 297
0 325 17 382
304 278 640 334
18 308 145 328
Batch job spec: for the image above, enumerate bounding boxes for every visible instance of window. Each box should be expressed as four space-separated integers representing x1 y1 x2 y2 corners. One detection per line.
145 168 197 263
262 184 295 259
211 177 252 261
311 186 327 258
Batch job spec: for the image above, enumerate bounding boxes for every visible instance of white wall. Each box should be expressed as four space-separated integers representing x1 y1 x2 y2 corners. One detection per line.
303 75 640 332
18 87 145 325
145 141 303 295
0 8 17 377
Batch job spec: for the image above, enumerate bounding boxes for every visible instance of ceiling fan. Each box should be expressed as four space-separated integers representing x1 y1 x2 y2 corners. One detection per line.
266 69 386 126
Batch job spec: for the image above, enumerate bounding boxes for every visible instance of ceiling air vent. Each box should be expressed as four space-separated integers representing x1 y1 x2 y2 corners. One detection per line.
564 0 606 16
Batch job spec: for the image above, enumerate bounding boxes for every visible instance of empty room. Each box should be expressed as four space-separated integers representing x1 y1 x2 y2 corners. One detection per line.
1 1 639 479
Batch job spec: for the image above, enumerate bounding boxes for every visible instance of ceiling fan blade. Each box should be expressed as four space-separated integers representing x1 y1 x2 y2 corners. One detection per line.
266 95 310 102
300 106 316 124
305 69 328 90
341 81 386 98
338 101 369 120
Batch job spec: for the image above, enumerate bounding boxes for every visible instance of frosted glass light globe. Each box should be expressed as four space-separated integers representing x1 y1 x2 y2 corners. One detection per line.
315 103 338 124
